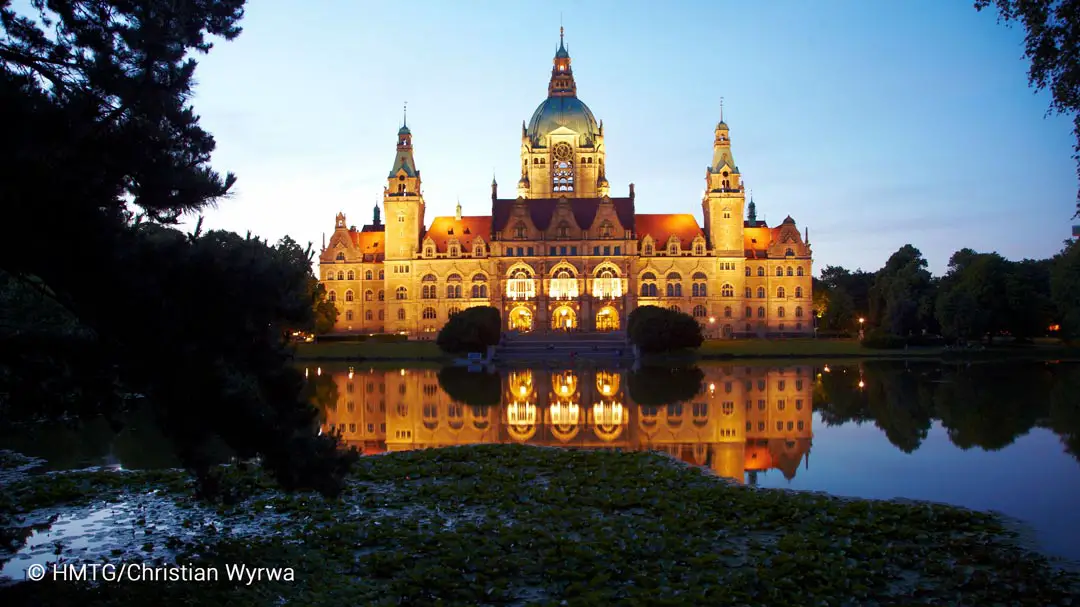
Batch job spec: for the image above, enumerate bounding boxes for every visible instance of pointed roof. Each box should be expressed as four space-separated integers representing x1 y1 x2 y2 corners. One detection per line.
636 213 704 245
555 26 569 58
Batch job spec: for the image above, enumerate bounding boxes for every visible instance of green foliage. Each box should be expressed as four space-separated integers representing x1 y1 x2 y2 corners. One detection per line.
976 0 1080 215
1052 240 1080 341
626 366 704 405
870 245 937 337
436 306 501 354
860 329 906 349
0 1 357 497
312 283 338 335
627 306 704 353
815 265 874 331
437 367 502 406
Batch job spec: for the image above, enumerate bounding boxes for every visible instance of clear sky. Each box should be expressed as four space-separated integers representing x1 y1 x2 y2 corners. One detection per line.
179 0 1078 276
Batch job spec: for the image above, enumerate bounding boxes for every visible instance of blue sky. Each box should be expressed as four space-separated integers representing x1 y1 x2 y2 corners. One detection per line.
179 0 1077 275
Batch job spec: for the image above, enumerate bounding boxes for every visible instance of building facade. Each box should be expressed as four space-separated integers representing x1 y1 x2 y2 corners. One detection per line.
318 30 813 337
316 364 814 484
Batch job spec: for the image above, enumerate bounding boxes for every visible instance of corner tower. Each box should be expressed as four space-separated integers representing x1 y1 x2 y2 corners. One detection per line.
702 114 745 254
383 110 425 261
519 28 606 199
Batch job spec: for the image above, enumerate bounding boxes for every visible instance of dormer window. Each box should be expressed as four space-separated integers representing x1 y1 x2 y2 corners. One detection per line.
644 244 653 256
514 221 527 239
557 220 570 239
449 244 459 257
668 244 678 256
694 244 704 256
598 221 613 239
423 244 434 258
335 252 345 261
474 244 484 257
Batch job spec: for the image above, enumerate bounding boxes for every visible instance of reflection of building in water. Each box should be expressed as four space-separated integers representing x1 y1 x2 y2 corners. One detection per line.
313 365 813 483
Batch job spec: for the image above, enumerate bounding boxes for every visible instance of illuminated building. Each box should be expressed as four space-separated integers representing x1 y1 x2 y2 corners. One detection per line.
318 29 812 337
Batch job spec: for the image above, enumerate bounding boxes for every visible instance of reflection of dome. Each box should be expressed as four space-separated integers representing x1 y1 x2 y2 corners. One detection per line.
527 96 600 144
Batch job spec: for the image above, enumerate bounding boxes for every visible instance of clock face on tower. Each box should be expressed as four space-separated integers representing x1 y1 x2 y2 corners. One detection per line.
553 142 572 162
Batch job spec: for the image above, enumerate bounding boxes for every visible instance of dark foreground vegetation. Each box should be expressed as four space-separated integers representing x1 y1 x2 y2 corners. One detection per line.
0 1 352 495
1 445 1077 605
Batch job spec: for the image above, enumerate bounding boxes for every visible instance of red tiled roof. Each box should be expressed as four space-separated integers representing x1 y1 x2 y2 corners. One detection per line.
743 226 772 256
491 197 636 235
351 228 385 262
635 214 703 245
425 215 492 252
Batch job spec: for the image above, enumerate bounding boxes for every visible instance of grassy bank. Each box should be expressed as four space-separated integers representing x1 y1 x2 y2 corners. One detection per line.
2 445 1077 605
292 340 444 361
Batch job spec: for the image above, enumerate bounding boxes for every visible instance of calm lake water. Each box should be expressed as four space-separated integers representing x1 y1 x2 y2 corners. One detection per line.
3 360 1079 562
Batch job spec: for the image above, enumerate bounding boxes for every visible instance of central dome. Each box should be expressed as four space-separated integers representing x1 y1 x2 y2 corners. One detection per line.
526 96 600 145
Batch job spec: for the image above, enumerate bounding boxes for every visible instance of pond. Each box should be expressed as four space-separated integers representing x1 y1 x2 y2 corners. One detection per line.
2 360 1078 564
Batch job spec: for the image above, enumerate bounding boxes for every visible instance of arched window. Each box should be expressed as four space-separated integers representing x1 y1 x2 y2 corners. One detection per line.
347 270 355 280
667 272 681 281
378 290 384 301
757 306 765 318
449 306 461 317
745 287 752 298
447 284 461 298
423 244 435 258
346 310 353 321
786 248 795 256
778 306 786 318
694 244 704 255
744 306 752 318
364 290 373 301
724 306 732 318
336 252 345 261
378 270 384 279
641 272 656 281
757 286 765 298
757 266 765 277
474 244 484 256
397 308 406 320
692 283 701 297
669 304 681 313
395 286 407 300
667 283 682 297
795 306 804 318
668 243 678 255
337 271 344 280
513 221 527 239
777 286 786 298
365 270 373 280
449 244 459 257
328 291 337 302
326 272 334 280
553 158 574 192
693 272 707 281
775 267 783 277
366 310 373 320
794 286 803 298
721 284 734 297
422 285 436 299
797 267 804 277
693 305 707 318
345 290 354 302
422 273 436 282
644 244 653 255
745 266 751 276
422 307 436 319
598 221 613 238
786 266 794 276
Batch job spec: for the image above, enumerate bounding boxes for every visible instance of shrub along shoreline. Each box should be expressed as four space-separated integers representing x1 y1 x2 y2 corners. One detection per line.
1 445 1077 605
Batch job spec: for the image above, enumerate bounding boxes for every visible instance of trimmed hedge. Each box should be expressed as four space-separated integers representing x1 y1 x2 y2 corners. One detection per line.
628 306 704 354
315 333 407 344
436 306 501 354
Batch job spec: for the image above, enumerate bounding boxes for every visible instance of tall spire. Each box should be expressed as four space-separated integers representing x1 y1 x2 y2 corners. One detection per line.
549 26 575 96
402 101 408 128
373 200 381 226
747 190 757 223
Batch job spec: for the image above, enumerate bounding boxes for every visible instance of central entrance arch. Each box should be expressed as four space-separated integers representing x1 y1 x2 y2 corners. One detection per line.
551 305 577 331
596 306 619 331
509 307 534 332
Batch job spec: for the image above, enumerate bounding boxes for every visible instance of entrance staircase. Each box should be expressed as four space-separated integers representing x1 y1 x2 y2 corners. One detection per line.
497 331 631 361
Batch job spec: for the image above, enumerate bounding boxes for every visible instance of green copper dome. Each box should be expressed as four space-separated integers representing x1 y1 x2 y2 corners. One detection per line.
527 96 599 145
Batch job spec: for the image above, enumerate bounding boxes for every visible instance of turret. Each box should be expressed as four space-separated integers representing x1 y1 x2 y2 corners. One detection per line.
701 100 745 254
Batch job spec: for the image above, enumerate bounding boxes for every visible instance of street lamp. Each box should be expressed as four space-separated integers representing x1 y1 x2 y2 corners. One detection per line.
858 317 865 340
708 316 716 339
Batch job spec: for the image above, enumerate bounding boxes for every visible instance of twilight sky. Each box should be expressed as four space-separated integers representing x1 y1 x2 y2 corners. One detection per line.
178 0 1077 276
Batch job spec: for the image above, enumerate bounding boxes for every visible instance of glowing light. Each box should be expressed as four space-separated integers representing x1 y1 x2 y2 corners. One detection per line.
823 365 831 373
709 317 716 324
561 308 568 316
305 368 309 378
561 385 569 394
400 369 406 376
708 383 716 394
858 318 865 324
348 367 355 380
519 385 527 396
858 380 865 388
602 384 611 395
316 367 322 376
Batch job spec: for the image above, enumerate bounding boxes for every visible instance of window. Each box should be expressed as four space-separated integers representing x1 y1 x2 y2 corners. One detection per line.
365 270 373 280
549 246 557 255
326 272 334 280
692 283 705 297
778 306 786 318
449 245 459 257
786 266 794 276
593 246 600 255
669 304 681 313
613 246 619 255
599 221 613 238
422 307 436 319
553 159 574 192
724 306 732 318
757 286 765 298
366 310 373 320
472 283 488 298
666 283 682 297
336 252 345 261
604 246 611 255
777 286 786 298
514 221 527 239
397 308 406 320
347 270 355 280
527 247 534 256
746 323 753 332
397 213 405 223
422 285 435 298
796 322 803 331
557 221 570 238
757 306 765 318
745 287 752 298
757 266 765 277
797 267 804 277
795 306 803 318
642 272 656 281
378 310 384 320
560 246 567 256
776 267 783 277
795 399 803 411
328 290 336 302
378 290 384 301
779 380 786 391
644 244 653 255
345 290 354 302
447 284 461 298
721 283 734 297
694 244 704 255
693 305 707 318
395 286 407 300
346 310 353 321
796 380 804 391
449 306 461 317
667 272 681 281
337 271 344 280
423 245 434 258
668 244 678 255
723 209 731 219
745 267 751 276
779 322 785 331
640 283 658 297
517 247 524 256
745 306 752 318
379 270 384 279
795 287 803 298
